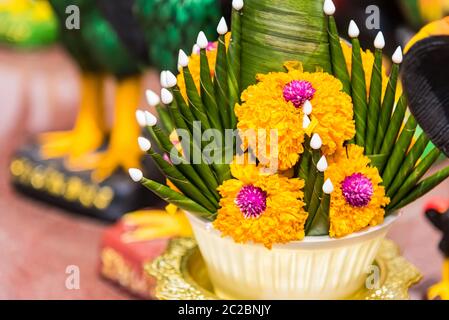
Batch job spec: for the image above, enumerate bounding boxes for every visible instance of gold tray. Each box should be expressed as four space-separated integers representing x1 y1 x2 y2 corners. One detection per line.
146 238 422 300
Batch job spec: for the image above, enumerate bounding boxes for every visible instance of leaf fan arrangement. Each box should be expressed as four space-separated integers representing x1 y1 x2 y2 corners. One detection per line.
129 0 449 246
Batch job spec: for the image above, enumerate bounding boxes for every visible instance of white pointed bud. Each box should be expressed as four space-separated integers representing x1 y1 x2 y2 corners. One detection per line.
138 137 151 152
192 44 200 54
160 71 168 88
196 31 208 49
129 168 143 182
374 31 385 49
232 0 244 11
136 110 146 127
348 20 360 38
323 0 336 15
317 156 328 172
323 178 334 194
392 46 403 64
145 90 160 107
161 88 173 105
144 111 157 127
217 17 228 35
310 133 323 150
165 70 177 88
178 49 189 67
303 114 311 129
303 100 313 115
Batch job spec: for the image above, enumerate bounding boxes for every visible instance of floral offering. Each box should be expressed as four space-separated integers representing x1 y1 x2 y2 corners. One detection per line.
131 0 449 250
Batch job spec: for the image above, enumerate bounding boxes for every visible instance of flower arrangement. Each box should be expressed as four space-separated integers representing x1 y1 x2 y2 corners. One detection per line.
130 0 449 250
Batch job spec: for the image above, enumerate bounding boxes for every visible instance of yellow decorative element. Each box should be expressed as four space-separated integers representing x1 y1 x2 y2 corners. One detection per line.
405 16 449 52
65 76 143 181
326 144 390 237
146 238 212 300
40 73 106 164
213 159 307 248
165 204 179 215
419 0 447 23
101 247 154 297
235 64 355 170
120 210 192 243
10 157 115 209
352 239 423 300
0 0 54 20
177 33 231 100
146 238 422 300
427 258 449 300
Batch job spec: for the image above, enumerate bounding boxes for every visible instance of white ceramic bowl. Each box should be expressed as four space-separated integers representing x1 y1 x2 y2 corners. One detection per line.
186 212 399 300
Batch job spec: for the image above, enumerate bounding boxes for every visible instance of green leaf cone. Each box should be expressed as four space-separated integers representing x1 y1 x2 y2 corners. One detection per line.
374 63 399 153
200 49 223 131
147 148 218 212
227 8 242 129
304 150 321 209
172 86 195 133
305 172 324 231
147 125 220 201
389 164 449 211
169 101 220 190
182 65 212 130
365 48 383 155
378 95 408 156
306 193 330 236
351 37 368 147
140 178 215 220
381 115 417 187
387 133 429 198
298 137 311 180
155 104 175 134
215 33 231 129
327 15 351 95
388 147 441 209
240 0 331 88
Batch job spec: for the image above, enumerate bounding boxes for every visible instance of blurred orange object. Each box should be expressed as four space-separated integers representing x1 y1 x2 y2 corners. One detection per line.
99 209 191 298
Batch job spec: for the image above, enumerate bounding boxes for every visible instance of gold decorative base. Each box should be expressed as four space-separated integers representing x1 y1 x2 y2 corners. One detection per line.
146 238 422 300
10 143 164 221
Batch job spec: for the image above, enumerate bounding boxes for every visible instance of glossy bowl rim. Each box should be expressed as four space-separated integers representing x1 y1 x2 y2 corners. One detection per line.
186 211 400 249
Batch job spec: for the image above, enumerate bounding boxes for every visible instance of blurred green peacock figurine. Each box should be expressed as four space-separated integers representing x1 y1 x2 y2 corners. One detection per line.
38 0 228 181
0 0 58 48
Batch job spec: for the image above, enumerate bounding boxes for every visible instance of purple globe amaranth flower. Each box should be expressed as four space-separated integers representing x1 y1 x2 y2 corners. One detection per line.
341 173 374 207
235 185 267 219
283 80 316 108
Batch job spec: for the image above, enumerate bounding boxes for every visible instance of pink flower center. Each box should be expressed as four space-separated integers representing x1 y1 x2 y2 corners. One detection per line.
194 42 217 54
235 185 267 219
283 80 316 108
341 173 374 207
206 42 217 52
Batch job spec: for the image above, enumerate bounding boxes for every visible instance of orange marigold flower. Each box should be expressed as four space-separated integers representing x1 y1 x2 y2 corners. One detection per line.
213 158 307 248
235 63 355 170
326 144 390 237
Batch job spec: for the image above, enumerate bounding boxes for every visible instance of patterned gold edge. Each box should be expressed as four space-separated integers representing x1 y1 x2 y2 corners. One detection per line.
144 238 422 300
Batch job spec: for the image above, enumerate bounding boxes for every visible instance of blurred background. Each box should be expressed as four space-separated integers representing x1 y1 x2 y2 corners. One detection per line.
1 0 449 299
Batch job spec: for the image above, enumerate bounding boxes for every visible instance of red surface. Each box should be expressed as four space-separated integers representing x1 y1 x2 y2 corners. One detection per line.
100 219 171 298
0 47 447 300
101 221 170 275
